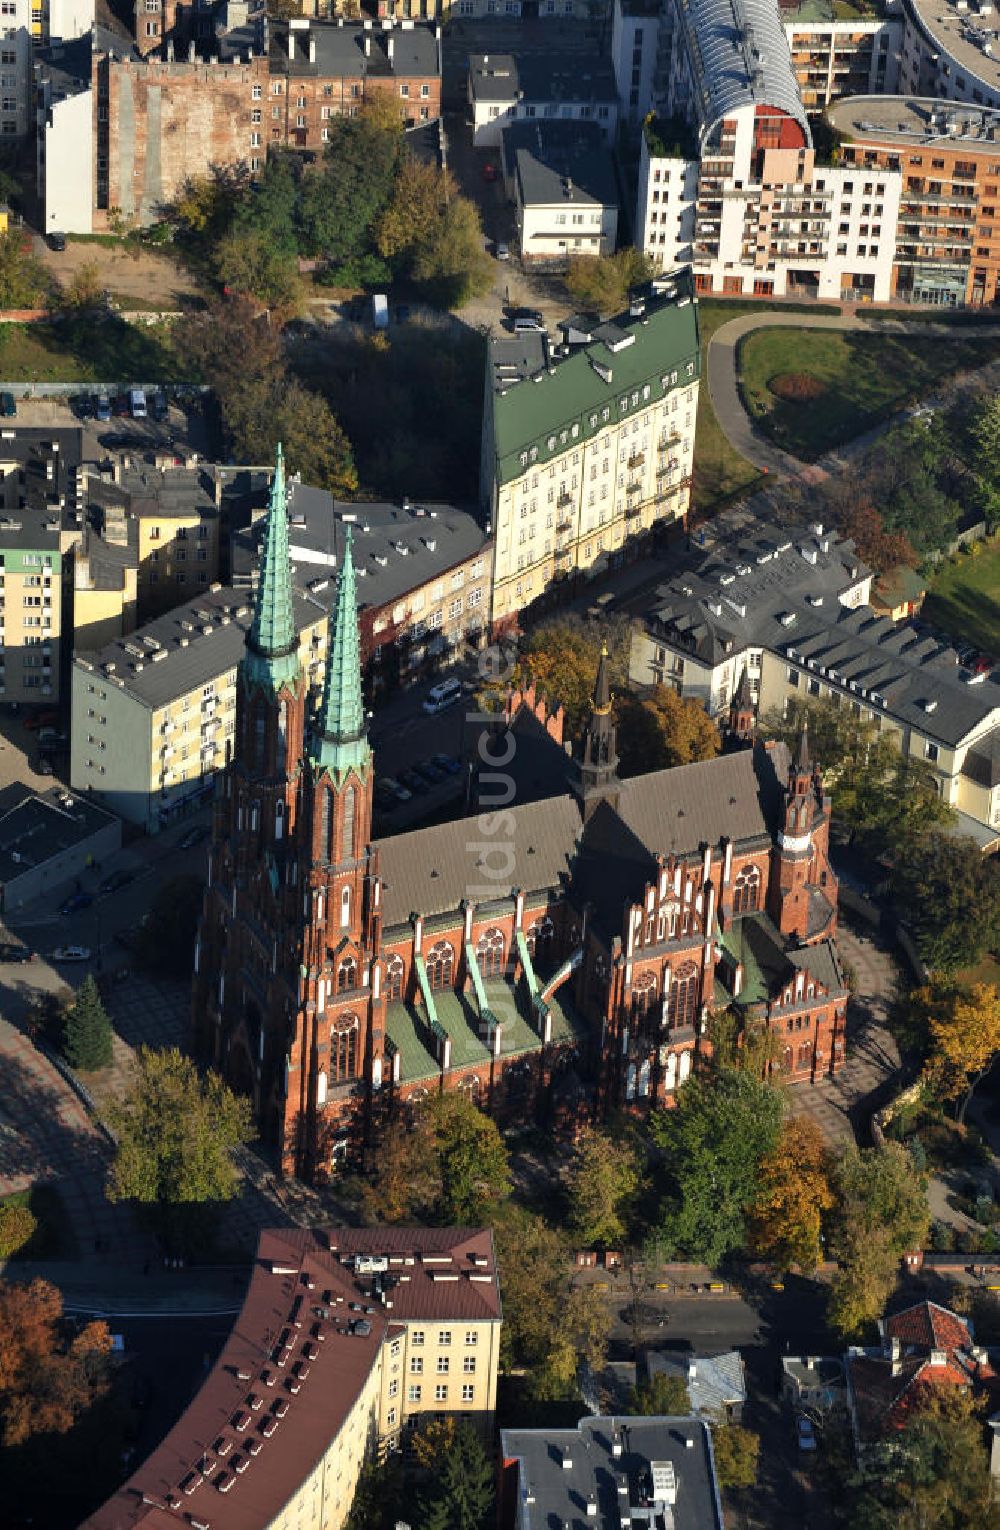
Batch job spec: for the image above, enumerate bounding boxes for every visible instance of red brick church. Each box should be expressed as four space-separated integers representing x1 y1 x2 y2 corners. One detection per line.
193 452 848 1181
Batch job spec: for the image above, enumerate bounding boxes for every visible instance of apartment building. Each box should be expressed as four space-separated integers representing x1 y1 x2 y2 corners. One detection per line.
481 273 700 632
84 1227 502 1530
71 583 328 832
501 120 619 264
612 0 660 126
87 460 224 617
629 520 1000 840
468 49 618 148
784 11 900 114
229 480 493 694
828 95 1000 307
899 0 1000 111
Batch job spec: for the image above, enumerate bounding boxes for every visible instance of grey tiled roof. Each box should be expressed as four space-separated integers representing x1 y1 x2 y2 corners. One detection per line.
648 1350 747 1417
271 19 440 79
501 120 619 209
0 785 118 887
468 49 617 104
375 794 580 930
616 741 789 857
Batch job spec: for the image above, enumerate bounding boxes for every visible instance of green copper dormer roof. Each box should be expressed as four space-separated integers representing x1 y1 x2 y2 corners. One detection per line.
311 524 370 776
243 443 301 694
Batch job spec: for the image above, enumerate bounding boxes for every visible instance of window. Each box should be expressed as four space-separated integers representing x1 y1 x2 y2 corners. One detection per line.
341 786 355 861
411 1356 423 1374
399 83 409 97
252 83 262 99
331 1015 357 1081
462 1384 475 1401
732 864 760 914
464 1330 479 1346
412 1330 425 1346
425 940 453 991
408 1384 422 1402
388 1379 399 1398
434 1384 448 1402
525 916 554 967
337 956 357 992
386 953 404 1001
666 962 698 1029
463 1355 476 1373
436 1356 450 1373
438 1330 452 1345
475 927 505 979
631 971 657 1019
925 741 939 762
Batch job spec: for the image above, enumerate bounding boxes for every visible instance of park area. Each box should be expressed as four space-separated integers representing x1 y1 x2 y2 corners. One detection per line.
738 327 999 462
923 536 1000 660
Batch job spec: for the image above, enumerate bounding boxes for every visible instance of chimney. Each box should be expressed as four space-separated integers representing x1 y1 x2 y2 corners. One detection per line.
188 39 195 60
561 1447 572 1471
364 34 371 55
288 29 294 59
309 34 316 62
387 35 394 60
687 1360 697 1382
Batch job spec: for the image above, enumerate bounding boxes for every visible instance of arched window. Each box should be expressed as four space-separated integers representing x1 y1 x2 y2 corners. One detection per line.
425 941 454 992
797 1041 813 1070
341 886 350 930
631 971 658 1020
337 955 357 992
666 961 699 1029
386 954 405 1002
525 916 554 967
327 789 337 863
341 787 356 864
476 928 505 979
732 865 760 915
277 701 287 770
638 1058 651 1098
320 791 331 862
316 1069 328 1107
331 1015 358 1082
254 713 266 771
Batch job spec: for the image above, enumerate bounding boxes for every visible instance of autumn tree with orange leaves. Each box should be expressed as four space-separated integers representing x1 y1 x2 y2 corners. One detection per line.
918 980 1000 1127
0 1278 112 1446
748 1115 834 1275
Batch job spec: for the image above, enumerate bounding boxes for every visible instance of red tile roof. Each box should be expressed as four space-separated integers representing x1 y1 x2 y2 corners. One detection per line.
884 1301 972 1356
81 1227 499 1530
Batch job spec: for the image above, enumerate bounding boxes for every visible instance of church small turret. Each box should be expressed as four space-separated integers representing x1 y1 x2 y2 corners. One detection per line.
574 643 620 819
727 666 755 747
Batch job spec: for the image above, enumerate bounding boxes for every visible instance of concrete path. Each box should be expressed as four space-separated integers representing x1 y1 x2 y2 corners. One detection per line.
706 310 1000 481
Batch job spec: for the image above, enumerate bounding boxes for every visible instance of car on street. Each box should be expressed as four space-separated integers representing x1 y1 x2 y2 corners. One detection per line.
38 728 67 747
100 868 135 895
177 824 210 850
52 945 91 962
150 391 169 421
95 394 112 422
0 392 16 418
59 891 93 915
797 1415 817 1453
47 231 67 251
32 755 54 776
413 760 446 785
0 943 33 962
432 753 463 776
112 393 130 417
495 240 511 261
71 392 93 419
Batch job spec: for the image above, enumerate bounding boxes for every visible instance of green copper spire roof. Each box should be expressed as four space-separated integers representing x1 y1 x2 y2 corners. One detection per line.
243 443 301 694
312 525 370 776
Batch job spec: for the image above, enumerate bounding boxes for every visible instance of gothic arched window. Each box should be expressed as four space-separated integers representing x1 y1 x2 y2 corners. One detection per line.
331 1014 358 1082
476 928 505 979
666 961 699 1029
525 916 554 967
631 971 658 1020
386 954 405 1002
277 701 288 770
341 787 356 864
337 955 357 992
425 941 454 992
732 865 761 915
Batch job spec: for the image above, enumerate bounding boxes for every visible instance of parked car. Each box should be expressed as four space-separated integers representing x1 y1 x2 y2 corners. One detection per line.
32 754 54 776
495 240 511 261
380 776 412 804
70 392 93 419
797 1416 818 1453
112 394 130 418
432 753 463 776
413 760 445 785
150 391 169 421
59 891 93 915
38 727 67 746
52 945 91 962
47 231 67 252
95 394 112 422
129 387 147 419
177 824 210 851
510 307 545 332
0 943 33 962
100 868 135 895
0 392 16 418
24 710 58 732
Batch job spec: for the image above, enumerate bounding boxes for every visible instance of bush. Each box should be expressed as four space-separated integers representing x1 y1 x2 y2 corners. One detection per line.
0 1201 37 1257
975 1193 995 1225
907 1137 928 1174
768 372 827 403
931 1219 957 1252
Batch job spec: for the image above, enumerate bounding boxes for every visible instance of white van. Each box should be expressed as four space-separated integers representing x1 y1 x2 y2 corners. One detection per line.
372 294 389 331
129 387 147 419
422 677 463 714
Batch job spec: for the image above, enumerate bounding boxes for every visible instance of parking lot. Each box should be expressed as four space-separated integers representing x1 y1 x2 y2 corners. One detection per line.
4 390 213 463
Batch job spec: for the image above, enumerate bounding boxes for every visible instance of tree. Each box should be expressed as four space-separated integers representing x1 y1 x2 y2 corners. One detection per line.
59 260 105 312
918 981 1000 1126
616 685 720 777
0 228 47 308
748 1114 834 1275
430 1091 511 1224
494 1205 610 1399
838 498 917 576
565 1127 639 1247
410 193 494 308
483 614 633 734
418 1420 494 1530
360 1117 436 1224
175 294 284 396
62 975 113 1072
411 1414 457 1470
851 1388 1000 1530
629 1372 691 1415
214 229 303 318
565 248 656 316
650 1068 784 1265
712 1423 760 1491
0 1201 36 1258
891 832 1000 972
136 874 205 979
106 1047 253 1251
299 109 401 266
0 1278 112 1446
826 1142 929 1337
376 156 456 263
270 380 358 499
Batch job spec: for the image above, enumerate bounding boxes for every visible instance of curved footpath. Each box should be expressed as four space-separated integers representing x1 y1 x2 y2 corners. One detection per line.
706 310 1000 481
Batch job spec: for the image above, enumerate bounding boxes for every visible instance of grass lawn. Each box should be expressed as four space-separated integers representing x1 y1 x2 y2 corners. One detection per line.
739 327 1000 461
0 314 184 384
1 1183 78 1259
923 537 1000 659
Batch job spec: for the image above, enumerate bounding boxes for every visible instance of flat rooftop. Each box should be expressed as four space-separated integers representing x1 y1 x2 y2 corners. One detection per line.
828 92 1000 146
905 0 1000 97
74 583 326 710
468 49 617 104
84 1227 499 1530
230 484 491 613
270 17 440 79
0 785 117 886
501 1415 724 1530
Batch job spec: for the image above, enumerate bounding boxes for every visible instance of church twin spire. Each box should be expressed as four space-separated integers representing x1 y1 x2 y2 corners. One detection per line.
243 442 301 695
311 524 371 777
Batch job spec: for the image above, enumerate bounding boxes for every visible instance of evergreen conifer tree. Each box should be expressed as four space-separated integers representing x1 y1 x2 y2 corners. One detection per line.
63 975 113 1071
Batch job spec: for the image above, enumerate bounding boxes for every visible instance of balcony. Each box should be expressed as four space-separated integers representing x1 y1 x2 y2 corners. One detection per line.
626 481 643 497
557 491 573 508
627 451 646 469
556 517 573 533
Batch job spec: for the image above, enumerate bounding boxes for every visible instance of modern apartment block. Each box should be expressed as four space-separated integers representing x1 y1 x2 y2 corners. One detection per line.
828 95 1000 307
70 583 328 832
784 10 901 114
899 0 1000 111
480 273 700 632
84 1227 502 1530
